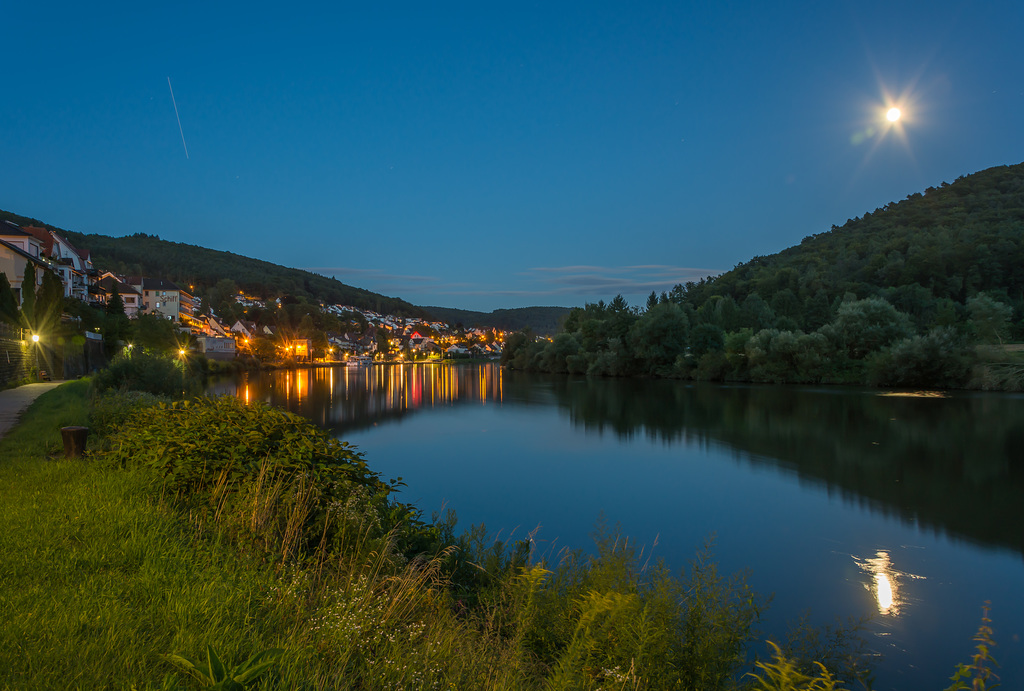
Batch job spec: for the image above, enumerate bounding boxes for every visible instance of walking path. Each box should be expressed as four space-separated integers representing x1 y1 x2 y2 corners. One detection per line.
0 382 63 441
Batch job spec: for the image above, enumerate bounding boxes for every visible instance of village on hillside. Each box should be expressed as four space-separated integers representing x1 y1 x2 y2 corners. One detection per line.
1 219 505 382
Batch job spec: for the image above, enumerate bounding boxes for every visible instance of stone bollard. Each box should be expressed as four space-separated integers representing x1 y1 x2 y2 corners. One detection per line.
60 426 90 458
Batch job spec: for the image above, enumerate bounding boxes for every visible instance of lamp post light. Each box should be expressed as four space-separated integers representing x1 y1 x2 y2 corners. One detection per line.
29 333 43 380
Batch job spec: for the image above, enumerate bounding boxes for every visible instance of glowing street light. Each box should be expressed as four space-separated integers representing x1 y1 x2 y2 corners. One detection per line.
31 334 40 343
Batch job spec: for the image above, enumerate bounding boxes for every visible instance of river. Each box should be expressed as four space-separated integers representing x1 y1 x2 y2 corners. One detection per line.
207 362 1023 690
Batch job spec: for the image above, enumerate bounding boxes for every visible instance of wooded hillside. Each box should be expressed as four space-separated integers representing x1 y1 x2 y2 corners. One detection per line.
676 162 1024 329
0 210 429 319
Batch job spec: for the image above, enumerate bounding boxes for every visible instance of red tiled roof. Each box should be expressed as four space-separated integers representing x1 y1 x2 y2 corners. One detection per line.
21 226 55 256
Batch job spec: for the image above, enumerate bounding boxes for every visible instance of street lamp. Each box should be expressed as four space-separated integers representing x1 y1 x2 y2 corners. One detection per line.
29 334 43 379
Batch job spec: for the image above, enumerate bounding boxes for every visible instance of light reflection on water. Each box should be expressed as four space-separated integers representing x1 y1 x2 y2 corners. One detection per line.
852 550 925 616
207 363 505 431
208 364 1024 691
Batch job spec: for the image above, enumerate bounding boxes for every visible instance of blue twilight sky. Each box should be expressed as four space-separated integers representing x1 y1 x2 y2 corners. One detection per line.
3 2 1022 311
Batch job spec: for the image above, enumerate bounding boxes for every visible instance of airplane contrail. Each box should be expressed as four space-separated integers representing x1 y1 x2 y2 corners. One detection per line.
167 77 189 159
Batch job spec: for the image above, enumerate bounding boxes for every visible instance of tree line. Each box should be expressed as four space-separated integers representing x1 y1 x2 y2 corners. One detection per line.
502 290 1019 389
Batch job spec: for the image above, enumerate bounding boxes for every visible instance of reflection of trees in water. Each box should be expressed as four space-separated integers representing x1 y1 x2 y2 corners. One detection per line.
211 367 1024 555
544 377 1024 556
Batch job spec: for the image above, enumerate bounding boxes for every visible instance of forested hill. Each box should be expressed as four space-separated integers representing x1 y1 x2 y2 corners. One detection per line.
678 161 1024 326
422 305 572 335
0 211 429 319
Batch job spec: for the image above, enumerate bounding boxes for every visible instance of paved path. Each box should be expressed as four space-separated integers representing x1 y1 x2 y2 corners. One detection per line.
0 382 64 441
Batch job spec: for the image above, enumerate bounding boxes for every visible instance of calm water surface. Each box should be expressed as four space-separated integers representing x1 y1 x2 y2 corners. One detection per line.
208 363 1024 691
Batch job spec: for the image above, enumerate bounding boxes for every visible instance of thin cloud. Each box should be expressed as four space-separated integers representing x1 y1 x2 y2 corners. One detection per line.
524 264 722 292
305 266 440 284
302 263 724 308
526 265 619 273
527 264 720 277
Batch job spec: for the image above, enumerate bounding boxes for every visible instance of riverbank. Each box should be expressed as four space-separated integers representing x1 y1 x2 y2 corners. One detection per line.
3 381 996 689
504 321 1024 392
0 383 773 689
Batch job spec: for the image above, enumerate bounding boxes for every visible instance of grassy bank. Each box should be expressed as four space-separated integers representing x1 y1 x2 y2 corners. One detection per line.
0 381 997 690
0 382 295 689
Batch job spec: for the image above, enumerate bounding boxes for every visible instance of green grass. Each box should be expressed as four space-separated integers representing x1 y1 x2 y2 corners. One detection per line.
1 380 993 690
0 383 535 689
0 384 293 689
0 378 91 456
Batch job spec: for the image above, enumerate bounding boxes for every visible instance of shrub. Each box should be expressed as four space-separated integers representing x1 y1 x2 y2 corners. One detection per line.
92 350 198 398
89 390 166 436
866 327 973 388
95 395 436 562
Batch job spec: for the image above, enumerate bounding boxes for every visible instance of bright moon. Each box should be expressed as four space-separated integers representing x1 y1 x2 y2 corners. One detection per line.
886 107 902 122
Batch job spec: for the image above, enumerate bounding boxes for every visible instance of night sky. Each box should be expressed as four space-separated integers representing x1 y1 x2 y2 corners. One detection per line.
3 1 1022 311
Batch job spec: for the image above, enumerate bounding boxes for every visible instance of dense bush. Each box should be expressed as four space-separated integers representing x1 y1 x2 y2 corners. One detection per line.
91 350 199 398
867 327 973 388
96 395 437 561
88 390 167 436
